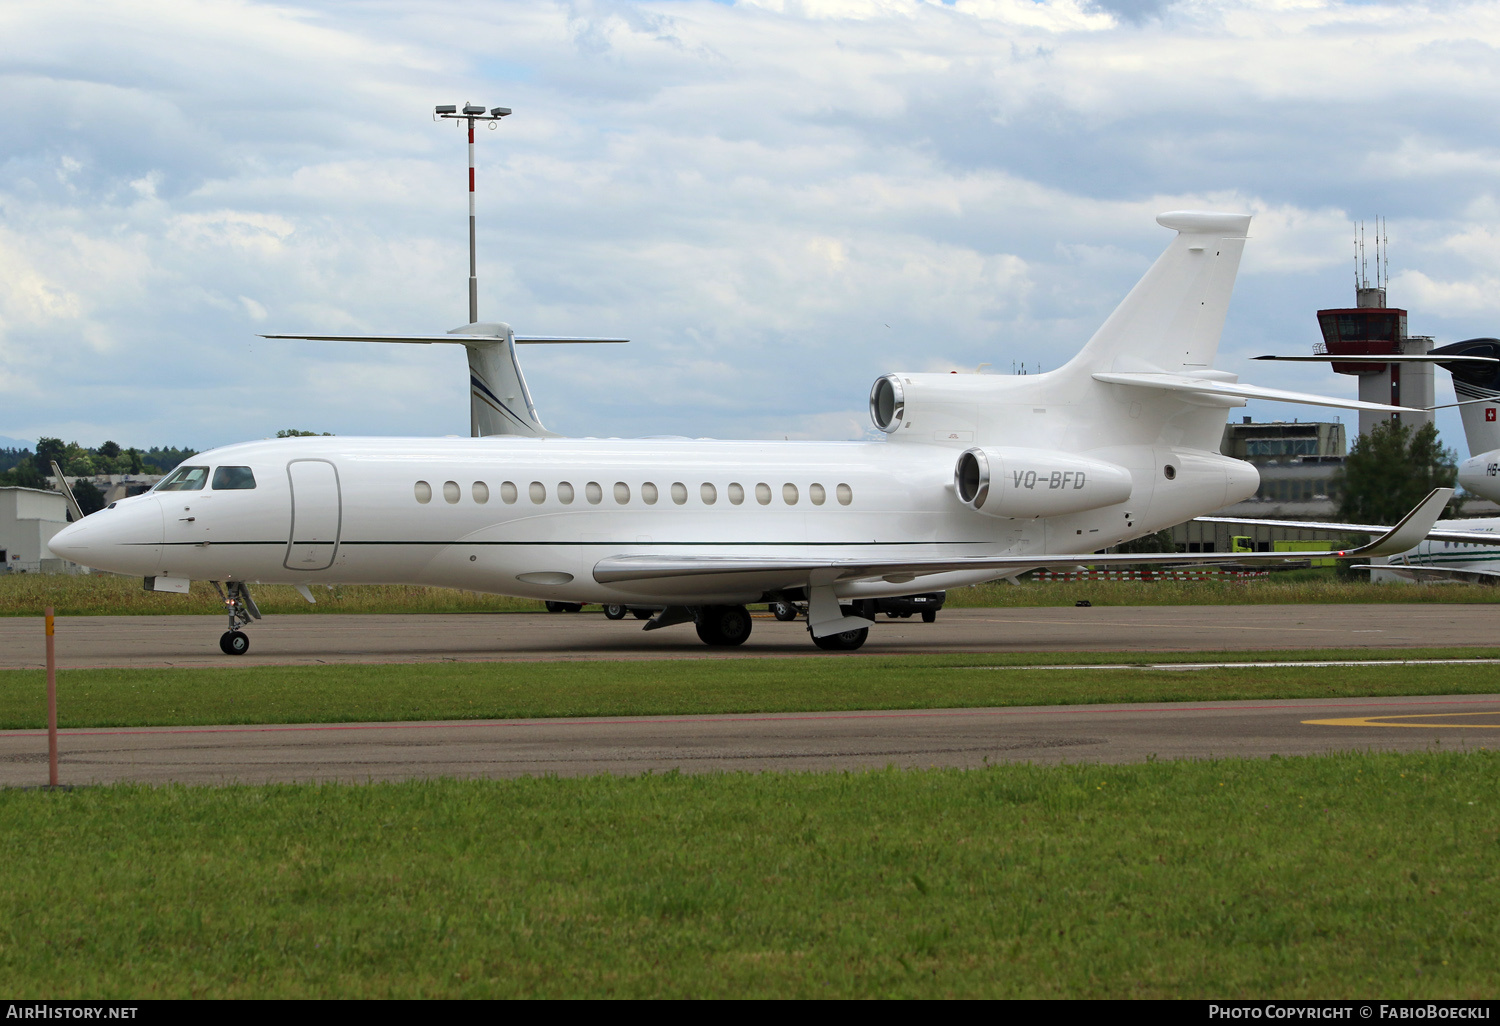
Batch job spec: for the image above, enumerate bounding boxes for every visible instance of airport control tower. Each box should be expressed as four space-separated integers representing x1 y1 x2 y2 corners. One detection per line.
1315 220 1434 438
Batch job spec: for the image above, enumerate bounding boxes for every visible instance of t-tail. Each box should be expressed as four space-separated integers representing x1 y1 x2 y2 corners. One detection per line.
260 324 627 438
1431 338 1500 455
1065 211 1251 376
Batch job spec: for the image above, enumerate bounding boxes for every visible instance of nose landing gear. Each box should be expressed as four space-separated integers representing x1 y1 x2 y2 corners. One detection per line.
211 581 260 656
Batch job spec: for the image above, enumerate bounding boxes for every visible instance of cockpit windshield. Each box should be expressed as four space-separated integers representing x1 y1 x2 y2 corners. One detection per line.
212 466 257 490
156 466 209 492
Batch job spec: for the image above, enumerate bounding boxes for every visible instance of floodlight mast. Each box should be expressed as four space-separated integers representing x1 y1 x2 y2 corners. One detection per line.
434 103 512 323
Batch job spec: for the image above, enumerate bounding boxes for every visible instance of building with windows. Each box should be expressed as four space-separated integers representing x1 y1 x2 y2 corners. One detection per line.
0 486 69 573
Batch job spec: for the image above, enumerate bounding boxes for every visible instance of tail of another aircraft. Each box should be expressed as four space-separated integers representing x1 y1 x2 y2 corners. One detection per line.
260 324 627 438
1432 338 1500 455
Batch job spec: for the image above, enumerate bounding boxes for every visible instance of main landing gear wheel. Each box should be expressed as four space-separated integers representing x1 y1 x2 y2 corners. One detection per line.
604 604 628 620
219 630 250 655
695 605 753 646
545 601 585 613
812 627 869 651
631 608 654 620
771 602 799 622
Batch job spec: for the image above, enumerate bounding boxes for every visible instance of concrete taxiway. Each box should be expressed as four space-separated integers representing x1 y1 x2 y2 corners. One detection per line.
0 603 1495 669
2 694 1496 786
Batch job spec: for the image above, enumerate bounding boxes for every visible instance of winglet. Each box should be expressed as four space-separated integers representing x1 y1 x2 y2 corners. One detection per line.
50 461 86 523
1343 488 1453 557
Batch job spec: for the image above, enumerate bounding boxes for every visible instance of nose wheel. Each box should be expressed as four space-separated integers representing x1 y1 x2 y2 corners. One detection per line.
211 581 261 655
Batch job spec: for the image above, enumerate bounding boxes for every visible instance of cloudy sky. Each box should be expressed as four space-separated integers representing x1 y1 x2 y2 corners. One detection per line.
3 0 1500 456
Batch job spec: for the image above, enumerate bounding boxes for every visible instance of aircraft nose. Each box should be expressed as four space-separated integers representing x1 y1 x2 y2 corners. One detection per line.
46 519 90 563
47 496 165 574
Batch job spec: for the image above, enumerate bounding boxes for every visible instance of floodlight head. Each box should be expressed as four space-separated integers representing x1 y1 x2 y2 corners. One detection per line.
463 104 485 115
435 104 457 115
490 107 511 117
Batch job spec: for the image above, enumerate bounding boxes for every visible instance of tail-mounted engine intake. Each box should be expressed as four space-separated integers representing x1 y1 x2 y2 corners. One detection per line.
955 447 1133 519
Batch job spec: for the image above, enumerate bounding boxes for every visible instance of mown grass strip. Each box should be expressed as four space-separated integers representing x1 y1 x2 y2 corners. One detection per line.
6 569 1500 617
3 650 1500 729
2 751 1496 998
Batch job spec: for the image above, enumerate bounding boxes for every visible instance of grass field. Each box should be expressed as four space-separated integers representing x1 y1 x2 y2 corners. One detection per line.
4 568 1499 617
4 650 1500 729
3 751 1495 998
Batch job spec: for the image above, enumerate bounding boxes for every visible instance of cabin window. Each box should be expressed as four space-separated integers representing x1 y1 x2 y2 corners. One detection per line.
212 466 256 490
501 481 518 504
558 482 575 505
782 483 799 505
671 482 688 505
809 483 826 506
586 481 603 504
728 483 744 505
472 481 490 504
642 482 659 505
837 483 853 505
755 483 772 505
442 481 461 504
701 482 717 505
529 481 546 504
157 466 209 492
614 482 631 504
414 481 433 504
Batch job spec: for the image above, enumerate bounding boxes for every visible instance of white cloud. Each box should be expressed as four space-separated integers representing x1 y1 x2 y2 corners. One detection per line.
2 0 1500 454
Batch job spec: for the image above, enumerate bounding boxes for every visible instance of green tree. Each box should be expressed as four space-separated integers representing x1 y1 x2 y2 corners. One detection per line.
98 440 121 460
70 478 106 517
61 441 95 476
125 448 144 474
34 437 65 471
1335 419 1463 524
0 456 46 489
276 429 333 437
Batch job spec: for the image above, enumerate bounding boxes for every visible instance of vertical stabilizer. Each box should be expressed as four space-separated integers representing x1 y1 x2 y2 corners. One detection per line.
1067 211 1251 375
1433 339 1500 455
448 322 550 438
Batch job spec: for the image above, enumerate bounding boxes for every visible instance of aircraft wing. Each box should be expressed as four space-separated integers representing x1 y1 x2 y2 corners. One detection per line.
595 489 1452 586
1195 511 1496 546
1092 372 1422 414
1352 564 1500 582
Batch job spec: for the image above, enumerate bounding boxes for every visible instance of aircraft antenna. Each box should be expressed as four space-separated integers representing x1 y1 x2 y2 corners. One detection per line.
434 102 512 324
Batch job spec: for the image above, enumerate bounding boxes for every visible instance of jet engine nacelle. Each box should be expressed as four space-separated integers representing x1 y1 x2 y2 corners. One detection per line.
954 447 1134 519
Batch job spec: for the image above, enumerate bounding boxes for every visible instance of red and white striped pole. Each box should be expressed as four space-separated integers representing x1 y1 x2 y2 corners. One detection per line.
435 104 509 325
468 115 478 325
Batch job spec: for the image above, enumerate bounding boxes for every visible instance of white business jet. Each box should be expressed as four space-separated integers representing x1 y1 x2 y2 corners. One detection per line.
48 211 1450 654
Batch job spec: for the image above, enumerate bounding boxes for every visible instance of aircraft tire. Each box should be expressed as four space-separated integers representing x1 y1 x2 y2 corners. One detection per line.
219 630 250 656
695 605 753 646
544 601 566 613
811 627 868 651
631 608 654 620
771 602 799 622
922 610 937 623
603 604 628 620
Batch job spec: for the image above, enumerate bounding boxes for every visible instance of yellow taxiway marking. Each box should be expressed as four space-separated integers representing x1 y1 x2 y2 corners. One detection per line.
1303 711 1500 729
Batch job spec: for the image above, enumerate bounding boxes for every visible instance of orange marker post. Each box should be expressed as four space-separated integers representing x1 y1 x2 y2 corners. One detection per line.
45 606 57 788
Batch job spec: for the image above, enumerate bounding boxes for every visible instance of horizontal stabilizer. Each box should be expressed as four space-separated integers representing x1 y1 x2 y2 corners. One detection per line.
1253 354 1500 364
260 334 627 345
1092 371 1423 414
